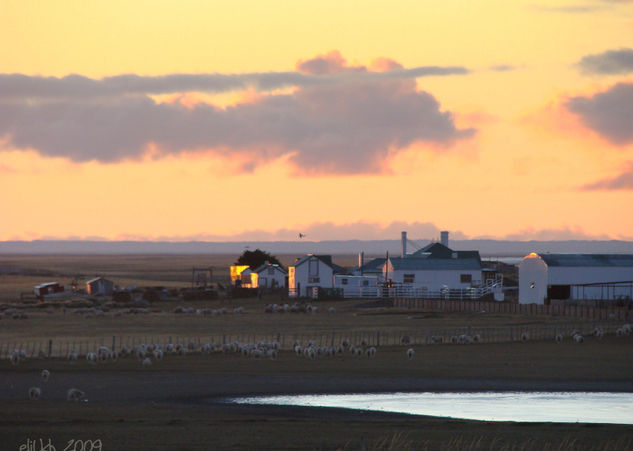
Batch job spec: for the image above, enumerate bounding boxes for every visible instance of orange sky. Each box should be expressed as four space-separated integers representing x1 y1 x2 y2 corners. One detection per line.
1 0 633 241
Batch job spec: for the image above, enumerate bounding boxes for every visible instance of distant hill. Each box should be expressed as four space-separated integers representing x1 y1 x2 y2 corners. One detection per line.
1 239 633 256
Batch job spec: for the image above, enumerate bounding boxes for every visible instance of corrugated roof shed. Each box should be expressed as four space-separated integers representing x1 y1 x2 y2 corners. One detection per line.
540 254 633 267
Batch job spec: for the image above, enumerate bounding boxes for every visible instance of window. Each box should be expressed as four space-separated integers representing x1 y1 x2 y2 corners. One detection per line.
403 274 415 283
362 280 369 286
341 278 348 285
308 277 320 283
268 268 275 275
460 274 472 283
308 259 319 276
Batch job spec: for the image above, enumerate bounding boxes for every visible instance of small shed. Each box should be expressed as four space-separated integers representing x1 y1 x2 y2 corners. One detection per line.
86 277 115 296
34 282 64 299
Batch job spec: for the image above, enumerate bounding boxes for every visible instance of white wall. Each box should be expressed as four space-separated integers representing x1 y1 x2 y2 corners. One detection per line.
549 266 633 300
252 266 286 288
384 261 481 291
518 255 549 304
334 275 379 297
289 256 334 297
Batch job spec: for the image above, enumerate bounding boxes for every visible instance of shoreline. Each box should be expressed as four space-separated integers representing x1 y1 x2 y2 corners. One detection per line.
3 372 633 403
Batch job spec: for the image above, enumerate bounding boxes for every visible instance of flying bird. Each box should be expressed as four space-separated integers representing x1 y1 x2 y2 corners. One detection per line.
298 233 306 239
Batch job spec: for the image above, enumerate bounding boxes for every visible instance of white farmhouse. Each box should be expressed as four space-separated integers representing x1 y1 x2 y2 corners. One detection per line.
251 261 287 289
288 254 342 297
385 256 482 292
519 253 633 304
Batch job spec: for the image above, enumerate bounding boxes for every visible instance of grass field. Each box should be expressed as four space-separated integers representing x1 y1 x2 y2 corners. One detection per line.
1 255 632 450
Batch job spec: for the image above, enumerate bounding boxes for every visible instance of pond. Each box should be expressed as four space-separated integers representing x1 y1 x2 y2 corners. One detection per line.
229 392 633 424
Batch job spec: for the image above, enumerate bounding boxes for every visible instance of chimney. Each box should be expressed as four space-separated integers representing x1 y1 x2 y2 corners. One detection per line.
441 231 449 247
401 231 407 258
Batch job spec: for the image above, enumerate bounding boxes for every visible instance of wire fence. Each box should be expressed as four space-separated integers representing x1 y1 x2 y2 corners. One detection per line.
394 298 633 321
2 320 627 360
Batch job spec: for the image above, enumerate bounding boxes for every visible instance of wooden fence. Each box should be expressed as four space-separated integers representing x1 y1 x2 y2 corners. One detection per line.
394 298 632 321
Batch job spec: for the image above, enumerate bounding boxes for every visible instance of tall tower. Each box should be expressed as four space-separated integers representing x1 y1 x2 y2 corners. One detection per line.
440 231 449 247
401 231 407 257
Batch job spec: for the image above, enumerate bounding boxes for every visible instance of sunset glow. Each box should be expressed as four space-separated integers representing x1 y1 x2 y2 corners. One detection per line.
2 0 633 241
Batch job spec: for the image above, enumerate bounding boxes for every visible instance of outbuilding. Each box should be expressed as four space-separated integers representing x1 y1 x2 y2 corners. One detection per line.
86 277 115 296
251 261 287 289
518 253 633 304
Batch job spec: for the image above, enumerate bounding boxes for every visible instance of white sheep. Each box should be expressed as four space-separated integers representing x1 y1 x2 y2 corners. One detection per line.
142 357 152 366
66 388 85 402
520 332 529 342
165 343 175 353
360 338 368 346
623 324 632 335
41 369 50 382
294 345 303 356
366 346 376 358
9 352 19 365
431 336 444 344
573 333 585 343
328 307 336 314
407 348 414 360
555 334 563 343
450 336 458 344
111 350 119 362
400 335 411 345
472 334 481 343
29 387 41 400
86 352 97 364
68 349 78 361
153 349 163 361
266 349 278 359
341 339 350 349
616 328 625 336
593 327 604 340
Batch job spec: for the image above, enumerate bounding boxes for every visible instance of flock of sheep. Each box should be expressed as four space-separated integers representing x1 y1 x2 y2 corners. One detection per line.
8 320 633 401
264 302 335 314
25 368 85 402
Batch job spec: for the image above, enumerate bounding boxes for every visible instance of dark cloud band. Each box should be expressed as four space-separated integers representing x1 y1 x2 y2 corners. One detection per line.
0 66 469 100
577 48 633 75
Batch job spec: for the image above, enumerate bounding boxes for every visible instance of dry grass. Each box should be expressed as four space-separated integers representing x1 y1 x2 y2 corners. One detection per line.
1 255 633 450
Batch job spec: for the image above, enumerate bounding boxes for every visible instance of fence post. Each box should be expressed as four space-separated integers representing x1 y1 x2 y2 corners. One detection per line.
48 339 52 358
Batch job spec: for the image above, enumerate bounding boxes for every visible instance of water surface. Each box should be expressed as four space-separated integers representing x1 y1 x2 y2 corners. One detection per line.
230 392 633 424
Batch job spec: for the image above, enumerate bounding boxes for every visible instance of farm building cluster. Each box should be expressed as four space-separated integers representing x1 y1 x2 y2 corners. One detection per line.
28 231 633 306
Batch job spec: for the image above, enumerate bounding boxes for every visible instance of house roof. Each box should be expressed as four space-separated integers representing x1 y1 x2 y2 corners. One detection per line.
358 257 386 273
388 257 482 271
86 277 113 285
252 263 288 275
292 254 344 274
409 243 481 262
540 254 633 268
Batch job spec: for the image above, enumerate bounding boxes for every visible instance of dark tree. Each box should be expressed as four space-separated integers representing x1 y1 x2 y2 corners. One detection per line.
235 249 282 269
